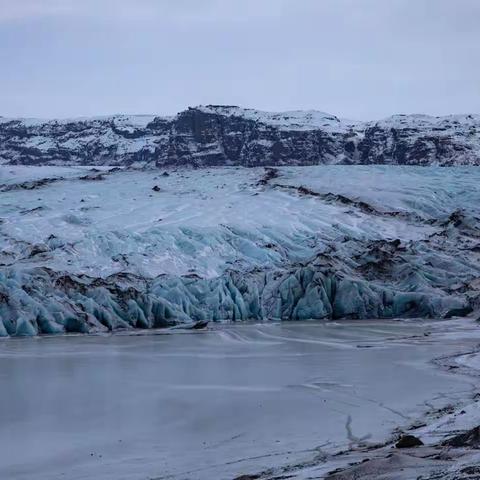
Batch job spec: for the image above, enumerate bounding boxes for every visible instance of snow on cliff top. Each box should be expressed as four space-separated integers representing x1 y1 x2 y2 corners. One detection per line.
0 114 161 128
373 113 480 129
1 107 479 134
195 105 360 132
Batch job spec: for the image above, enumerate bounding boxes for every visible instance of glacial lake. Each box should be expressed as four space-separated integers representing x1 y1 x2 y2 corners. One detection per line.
0 319 478 480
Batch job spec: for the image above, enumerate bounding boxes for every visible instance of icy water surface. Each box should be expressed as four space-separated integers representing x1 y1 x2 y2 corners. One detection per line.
0 320 478 480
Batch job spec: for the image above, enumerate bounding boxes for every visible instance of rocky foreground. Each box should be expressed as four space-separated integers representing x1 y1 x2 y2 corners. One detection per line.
1 164 480 336
1 105 480 167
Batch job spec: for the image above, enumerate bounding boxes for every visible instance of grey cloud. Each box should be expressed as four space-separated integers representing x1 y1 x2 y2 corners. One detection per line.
0 0 479 119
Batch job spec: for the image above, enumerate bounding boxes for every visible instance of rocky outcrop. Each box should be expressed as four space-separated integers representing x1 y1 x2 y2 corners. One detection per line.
1 106 479 167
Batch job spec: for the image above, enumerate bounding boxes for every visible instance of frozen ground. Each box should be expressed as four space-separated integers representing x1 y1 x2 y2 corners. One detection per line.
0 319 479 480
1 165 480 335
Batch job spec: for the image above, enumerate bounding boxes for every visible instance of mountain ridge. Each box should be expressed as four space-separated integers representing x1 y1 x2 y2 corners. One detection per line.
1 105 479 166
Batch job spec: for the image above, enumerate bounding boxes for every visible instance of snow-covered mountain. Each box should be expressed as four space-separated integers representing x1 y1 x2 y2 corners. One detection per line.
1 106 480 167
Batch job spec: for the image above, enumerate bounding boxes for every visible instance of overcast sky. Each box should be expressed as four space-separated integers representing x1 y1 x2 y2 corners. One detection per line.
1 0 479 119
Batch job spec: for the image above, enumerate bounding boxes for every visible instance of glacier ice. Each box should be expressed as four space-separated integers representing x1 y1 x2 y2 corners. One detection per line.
0 165 479 336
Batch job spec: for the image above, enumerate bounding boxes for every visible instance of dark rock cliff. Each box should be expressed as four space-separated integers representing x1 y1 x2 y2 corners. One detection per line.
1 106 479 166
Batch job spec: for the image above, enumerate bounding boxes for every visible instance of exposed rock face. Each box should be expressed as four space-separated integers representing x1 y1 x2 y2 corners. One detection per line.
395 435 424 448
1 106 479 167
442 426 480 448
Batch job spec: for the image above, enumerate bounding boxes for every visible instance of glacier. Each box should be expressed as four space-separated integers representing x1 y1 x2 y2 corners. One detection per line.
0 164 478 336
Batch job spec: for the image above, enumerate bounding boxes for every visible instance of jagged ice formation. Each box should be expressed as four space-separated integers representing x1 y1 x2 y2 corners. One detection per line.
0 165 479 336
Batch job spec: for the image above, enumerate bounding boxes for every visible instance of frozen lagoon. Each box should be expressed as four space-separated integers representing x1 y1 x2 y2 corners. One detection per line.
1 319 479 480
